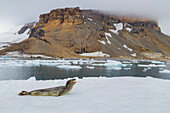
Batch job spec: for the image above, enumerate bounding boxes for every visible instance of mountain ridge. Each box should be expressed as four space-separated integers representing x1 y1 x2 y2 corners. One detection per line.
0 7 170 60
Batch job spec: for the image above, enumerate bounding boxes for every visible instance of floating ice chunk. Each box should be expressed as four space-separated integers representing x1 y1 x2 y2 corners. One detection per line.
131 53 136 57
159 69 170 73
24 60 40 67
86 66 94 69
123 68 131 70
79 51 110 57
87 18 93 21
122 64 133 67
143 68 151 72
123 45 132 51
106 60 122 66
92 60 122 67
40 63 57 66
151 61 164 64
107 66 122 70
122 61 131 64
138 64 166 67
57 65 82 69
27 77 36 82
98 40 106 45
70 60 79 65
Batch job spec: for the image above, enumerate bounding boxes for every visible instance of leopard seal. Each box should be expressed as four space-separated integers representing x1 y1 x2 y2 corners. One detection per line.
18 79 76 97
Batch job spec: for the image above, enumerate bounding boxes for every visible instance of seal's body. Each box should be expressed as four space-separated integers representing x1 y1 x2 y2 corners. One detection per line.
18 79 76 97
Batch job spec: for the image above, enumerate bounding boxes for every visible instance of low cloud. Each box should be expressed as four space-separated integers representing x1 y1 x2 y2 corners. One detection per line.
0 0 169 33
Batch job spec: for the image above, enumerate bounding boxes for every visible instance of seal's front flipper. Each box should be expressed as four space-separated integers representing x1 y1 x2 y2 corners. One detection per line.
18 91 30 96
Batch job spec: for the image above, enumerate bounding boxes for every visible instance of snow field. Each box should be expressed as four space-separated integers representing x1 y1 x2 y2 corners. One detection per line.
79 51 110 57
0 77 170 113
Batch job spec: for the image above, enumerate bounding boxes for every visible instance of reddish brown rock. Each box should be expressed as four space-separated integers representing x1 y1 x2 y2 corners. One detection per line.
0 7 169 60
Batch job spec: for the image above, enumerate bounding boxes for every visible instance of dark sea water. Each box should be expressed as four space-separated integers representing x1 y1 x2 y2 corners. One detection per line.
0 58 169 80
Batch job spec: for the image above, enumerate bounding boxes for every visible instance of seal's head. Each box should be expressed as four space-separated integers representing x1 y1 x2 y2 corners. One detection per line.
66 79 76 88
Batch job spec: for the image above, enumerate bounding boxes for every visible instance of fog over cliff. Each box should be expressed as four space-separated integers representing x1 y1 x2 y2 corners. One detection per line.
0 0 169 34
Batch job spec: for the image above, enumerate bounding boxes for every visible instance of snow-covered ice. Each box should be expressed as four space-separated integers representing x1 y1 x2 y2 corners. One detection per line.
151 61 164 64
79 51 110 57
0 77 170 113
143 67 152 72
138 64 166 68
56 65 82 69
86 66 95 69
159 69 170 73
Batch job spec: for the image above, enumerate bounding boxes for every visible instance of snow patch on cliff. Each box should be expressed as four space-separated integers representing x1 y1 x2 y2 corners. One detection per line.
123 45 133 51
79 51 110 57
109 23 123 35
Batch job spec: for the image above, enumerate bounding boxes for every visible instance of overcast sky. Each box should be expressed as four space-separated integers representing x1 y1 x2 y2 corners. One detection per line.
0 0 170 34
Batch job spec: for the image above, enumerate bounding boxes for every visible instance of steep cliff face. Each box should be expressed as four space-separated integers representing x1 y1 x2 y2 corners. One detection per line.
0 7 170 60
35 7 83 28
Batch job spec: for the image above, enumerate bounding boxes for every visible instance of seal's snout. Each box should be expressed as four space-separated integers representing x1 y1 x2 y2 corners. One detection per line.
18 91 29 96
72 79 76 84
72 81 76 84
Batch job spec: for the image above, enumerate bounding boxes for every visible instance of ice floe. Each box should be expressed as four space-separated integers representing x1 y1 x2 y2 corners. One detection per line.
123 68 132 70
56 65 82 69
86 66 95 69
143 67 152 72
159 69 170 73
138 64 166 68
1 77 170 113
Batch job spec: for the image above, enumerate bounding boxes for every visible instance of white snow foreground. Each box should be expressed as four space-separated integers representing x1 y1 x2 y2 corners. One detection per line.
0 77 170 113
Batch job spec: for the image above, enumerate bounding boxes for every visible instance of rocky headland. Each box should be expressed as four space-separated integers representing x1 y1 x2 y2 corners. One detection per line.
0 7 170 60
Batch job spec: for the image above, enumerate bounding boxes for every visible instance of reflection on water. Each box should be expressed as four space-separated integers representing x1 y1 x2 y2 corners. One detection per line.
0 59 169 80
